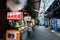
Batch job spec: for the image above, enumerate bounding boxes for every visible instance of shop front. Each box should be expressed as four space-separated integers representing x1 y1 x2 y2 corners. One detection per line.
6 12 28 40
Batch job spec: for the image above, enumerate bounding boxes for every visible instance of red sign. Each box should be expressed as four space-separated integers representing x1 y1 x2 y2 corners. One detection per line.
7 12 22 19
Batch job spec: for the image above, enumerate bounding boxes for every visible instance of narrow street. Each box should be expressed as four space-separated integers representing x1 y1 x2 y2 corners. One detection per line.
0 0 60 40
31 26 60 40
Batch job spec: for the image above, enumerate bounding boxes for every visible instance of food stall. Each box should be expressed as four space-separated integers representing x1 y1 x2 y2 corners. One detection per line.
6 12 28 40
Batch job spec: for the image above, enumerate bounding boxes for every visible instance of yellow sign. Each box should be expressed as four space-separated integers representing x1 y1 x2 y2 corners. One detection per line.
6 30 20 40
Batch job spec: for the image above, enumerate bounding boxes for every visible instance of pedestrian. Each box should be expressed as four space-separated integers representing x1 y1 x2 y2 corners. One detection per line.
35 19 40 27
27 21 32 38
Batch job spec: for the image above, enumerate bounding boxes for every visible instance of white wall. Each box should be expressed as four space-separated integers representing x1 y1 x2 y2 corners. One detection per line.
57 19 60 28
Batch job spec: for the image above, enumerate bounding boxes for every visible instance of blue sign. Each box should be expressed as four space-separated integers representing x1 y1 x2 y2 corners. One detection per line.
53 18 58 31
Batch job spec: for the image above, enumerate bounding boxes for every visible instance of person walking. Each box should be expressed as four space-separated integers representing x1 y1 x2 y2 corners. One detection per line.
27 21 32 38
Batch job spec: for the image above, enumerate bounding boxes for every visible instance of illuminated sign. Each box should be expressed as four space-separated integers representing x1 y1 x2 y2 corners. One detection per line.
6 30 20 40
53 18 57 31
7 12 22 19
24 16 31 21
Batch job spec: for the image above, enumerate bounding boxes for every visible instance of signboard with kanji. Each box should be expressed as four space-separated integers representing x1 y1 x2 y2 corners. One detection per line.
7 12 23 19
53 18 58 31
6 30 20 40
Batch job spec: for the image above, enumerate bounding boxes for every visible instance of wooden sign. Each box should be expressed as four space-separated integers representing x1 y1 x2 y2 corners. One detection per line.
6 30 20 40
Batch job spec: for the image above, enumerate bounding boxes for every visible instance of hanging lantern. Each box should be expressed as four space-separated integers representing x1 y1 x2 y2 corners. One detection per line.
6 0 27 11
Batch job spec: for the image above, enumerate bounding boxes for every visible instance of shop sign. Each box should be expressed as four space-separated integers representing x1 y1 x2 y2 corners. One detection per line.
7 12 22 19
24 16 31 21
53 18 58 31
6 30 20 40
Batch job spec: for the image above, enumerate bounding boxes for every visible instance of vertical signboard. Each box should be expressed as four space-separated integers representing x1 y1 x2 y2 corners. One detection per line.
53 18 58 31
6 30 20 40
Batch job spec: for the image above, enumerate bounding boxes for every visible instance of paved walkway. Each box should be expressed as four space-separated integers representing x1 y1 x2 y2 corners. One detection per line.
31 26 60 40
